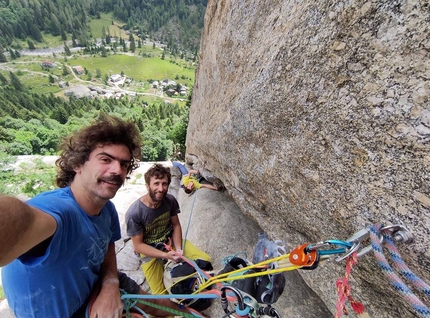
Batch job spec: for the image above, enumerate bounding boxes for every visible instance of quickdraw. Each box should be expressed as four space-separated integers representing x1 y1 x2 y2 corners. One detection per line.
113 223 422 318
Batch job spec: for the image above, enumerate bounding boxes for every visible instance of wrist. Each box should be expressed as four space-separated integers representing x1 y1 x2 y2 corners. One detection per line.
102 278 119 286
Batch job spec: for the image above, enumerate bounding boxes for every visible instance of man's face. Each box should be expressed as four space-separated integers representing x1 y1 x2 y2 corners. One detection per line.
186 181 195 191
74 144 131 201
147 175 169 203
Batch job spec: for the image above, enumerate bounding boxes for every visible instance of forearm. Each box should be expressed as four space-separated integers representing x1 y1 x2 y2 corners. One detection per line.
172 223 183 251
91 243 123 318
99 243 119 285
134 241 171 259
0 195 56 266
200 184 218 191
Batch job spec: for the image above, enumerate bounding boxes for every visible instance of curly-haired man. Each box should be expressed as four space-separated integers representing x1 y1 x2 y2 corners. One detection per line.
0 115 190 318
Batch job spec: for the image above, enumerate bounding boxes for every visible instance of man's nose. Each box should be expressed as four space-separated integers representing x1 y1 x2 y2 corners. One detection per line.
157 183 166 191
110 160 123 174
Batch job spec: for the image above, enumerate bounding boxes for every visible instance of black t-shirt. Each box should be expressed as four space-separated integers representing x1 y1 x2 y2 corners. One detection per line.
125 193 180 245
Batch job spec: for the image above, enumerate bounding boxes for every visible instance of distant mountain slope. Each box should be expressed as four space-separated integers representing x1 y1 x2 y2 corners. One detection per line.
0 0 207 52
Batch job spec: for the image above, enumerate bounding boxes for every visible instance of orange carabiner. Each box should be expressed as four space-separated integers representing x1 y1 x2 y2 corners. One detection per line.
289 243 318 267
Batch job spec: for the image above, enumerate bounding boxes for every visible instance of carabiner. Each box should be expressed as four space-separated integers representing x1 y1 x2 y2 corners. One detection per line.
335 228 382 262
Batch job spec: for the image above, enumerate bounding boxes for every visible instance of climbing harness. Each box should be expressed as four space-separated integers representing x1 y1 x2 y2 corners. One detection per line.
94 223 426 318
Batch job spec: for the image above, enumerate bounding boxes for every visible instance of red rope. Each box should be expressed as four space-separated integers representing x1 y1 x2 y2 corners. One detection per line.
335 252 366 317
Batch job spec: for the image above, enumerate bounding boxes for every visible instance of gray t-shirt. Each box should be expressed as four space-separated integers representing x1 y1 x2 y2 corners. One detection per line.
125 193 180 245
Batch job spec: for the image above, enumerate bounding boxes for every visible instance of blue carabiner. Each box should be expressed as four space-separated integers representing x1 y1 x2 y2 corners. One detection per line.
306 240 353 256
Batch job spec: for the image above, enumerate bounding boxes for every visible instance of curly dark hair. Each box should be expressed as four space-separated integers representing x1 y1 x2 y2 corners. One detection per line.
144 163 172 185
55 114 142 188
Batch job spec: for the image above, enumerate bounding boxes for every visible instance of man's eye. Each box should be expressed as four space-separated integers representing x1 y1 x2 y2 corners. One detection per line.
121 162 130 168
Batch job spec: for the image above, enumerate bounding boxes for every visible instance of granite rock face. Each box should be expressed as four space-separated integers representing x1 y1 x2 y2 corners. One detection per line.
186 1 430 317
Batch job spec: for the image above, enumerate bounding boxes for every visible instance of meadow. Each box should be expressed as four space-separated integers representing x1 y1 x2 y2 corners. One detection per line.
0 12 196 97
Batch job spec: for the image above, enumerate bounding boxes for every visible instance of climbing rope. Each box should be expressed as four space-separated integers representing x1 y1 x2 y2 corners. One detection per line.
121 292 217 317
182 189 198 251
335 252 368 318
116 223 426 318
370 224 430 318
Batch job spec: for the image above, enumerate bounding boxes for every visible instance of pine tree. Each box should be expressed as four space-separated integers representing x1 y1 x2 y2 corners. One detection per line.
8 49 16 60
9 71 24 91
129 34 136 53
27 40 36 50
0 51 7 63
100 46 107 57
64 43 71 56
62 65 70 76
60 28 67 41
0 72 8 85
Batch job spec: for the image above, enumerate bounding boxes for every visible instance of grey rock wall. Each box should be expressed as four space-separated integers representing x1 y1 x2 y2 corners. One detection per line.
177 186 333 317
186 0 430 317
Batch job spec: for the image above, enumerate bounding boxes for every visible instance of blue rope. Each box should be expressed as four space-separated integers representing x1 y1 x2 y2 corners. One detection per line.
382 230 430 298
182 189 198 251
370 224 430 318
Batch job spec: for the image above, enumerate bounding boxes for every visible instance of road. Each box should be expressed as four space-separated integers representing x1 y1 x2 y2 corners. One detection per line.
0 60 185 102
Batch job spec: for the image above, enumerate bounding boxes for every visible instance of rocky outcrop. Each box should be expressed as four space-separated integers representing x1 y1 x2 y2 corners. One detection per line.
177 181 333 317
186 1 430 317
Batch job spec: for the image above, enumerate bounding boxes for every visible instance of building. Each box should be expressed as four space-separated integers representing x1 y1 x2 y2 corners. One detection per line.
72 66 85 75
40 60 56 68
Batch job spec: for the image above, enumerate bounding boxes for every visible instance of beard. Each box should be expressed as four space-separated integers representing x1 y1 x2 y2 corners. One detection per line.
148 187 166 202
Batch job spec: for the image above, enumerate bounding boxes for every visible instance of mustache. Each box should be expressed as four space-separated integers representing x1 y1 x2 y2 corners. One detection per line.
99 175 124 184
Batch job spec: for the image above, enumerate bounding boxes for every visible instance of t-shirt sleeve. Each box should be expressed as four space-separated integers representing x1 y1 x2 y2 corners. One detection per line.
108 202 121 242
167 194 181 217
24 192 75 265
125 200 144 237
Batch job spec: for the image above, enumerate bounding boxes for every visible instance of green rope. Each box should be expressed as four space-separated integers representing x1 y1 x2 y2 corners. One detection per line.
129 298 196 318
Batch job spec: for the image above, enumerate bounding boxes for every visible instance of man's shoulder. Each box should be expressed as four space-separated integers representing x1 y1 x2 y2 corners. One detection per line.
165 193 178 203
27 187 75 211
126 197 143 213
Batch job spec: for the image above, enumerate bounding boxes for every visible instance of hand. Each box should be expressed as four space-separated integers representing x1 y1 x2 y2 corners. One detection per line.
175 248 183 256
90 281 123 318
167 250 183 263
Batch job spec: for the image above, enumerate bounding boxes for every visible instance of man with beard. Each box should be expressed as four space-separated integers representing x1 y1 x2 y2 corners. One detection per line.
125 163 211 295
0 116 191 318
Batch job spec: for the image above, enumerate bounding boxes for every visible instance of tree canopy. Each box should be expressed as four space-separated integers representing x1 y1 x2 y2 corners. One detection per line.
0 0 206 52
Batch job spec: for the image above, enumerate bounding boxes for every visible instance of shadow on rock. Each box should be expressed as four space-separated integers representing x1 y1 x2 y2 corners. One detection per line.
176 187 332 318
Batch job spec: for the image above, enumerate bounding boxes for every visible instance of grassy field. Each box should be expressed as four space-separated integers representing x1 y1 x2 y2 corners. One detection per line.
67 54 195 85
0 13 196 102
89 13 129 39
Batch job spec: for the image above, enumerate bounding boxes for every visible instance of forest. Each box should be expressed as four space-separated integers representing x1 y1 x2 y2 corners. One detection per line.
0 84 190 160
0 0 207 53
0 0 201 161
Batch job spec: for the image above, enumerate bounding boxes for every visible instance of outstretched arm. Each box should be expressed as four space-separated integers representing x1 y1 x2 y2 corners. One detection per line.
200 183 219 191
0 195 56 267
